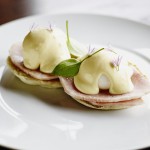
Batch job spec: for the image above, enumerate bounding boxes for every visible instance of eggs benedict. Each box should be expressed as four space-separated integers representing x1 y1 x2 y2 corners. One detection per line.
58 48 150 109
7 27 71 88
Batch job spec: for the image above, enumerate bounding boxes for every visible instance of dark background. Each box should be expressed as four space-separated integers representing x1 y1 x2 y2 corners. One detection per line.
0 0 34 25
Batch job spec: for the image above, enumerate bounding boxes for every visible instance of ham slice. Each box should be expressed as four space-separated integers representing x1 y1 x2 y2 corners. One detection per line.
75 98 143 109
59 71 150 108
9 43 58 81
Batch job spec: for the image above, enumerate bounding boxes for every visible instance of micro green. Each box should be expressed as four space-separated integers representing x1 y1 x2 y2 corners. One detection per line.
52 48 104 77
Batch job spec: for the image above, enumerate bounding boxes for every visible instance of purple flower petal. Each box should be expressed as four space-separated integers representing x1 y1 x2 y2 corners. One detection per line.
88 45 96 55
29 23 38 31
111 55 123 71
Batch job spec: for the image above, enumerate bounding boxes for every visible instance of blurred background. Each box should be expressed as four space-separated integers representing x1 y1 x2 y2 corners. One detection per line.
1 0 150 25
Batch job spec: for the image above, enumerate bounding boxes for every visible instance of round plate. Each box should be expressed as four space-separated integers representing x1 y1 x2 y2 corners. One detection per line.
0 13 150 150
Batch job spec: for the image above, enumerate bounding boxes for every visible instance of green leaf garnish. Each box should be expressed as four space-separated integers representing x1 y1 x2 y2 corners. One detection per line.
66 20 88 57
66 20 75 53
52 59 81 77
52 48 104 77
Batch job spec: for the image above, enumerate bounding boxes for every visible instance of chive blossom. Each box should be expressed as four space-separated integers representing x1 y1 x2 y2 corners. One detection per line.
111 55 123 71
88 45 95 55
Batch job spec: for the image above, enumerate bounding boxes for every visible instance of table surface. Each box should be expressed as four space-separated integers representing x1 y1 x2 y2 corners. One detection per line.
0 0 150 150
1 0 150 25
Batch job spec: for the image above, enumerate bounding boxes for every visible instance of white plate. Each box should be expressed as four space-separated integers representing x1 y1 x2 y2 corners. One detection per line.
0 13 150 150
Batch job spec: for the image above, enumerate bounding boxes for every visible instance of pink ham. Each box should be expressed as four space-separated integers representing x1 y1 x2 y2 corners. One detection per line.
9 43 58 81
59 72 150 105
76 98 143 109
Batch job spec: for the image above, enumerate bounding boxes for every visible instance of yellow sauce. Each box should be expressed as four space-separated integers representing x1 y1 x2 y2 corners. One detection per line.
23 28 70 73
74 50 134 95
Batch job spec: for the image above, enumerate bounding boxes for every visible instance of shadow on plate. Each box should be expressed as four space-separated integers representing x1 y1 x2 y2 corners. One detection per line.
0 67 145 119
0 68 102 112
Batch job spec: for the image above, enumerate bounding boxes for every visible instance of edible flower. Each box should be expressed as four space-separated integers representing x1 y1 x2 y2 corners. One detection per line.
111 55 123 71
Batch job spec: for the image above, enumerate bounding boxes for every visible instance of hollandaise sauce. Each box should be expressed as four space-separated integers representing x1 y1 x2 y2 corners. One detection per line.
74 50 134 95
23 28 70 73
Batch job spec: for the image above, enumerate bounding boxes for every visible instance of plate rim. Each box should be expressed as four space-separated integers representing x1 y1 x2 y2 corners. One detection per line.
0 13 150 150
1 12 150 28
